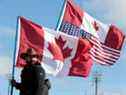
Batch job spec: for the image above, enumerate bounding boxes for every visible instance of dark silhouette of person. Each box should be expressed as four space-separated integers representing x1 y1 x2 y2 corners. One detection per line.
11 48 51 95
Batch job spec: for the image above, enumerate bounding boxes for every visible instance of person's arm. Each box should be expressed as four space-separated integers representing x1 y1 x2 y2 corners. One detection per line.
44 79 51 89
11 79 30 94
11 79 21 89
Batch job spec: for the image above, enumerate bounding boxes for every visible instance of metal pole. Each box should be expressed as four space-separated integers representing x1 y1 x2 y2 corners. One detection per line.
55 0 67 31
10 16 20 95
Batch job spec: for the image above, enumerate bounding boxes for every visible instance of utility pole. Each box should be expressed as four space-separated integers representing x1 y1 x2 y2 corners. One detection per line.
93 71 102 95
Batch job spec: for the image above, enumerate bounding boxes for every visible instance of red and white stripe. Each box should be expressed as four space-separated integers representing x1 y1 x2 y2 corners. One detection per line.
88 36 120 65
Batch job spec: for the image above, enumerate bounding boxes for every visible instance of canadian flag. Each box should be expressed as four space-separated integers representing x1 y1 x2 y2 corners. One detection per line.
58 0 125 65
15 17 93 77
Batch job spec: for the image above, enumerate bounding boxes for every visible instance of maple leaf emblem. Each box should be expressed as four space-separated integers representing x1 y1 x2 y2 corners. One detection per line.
47 42 63 61
92 21 99 31
55 36 73 59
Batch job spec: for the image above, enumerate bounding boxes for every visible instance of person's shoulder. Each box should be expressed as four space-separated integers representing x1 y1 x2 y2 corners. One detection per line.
33 64 41 68
33 64 44 71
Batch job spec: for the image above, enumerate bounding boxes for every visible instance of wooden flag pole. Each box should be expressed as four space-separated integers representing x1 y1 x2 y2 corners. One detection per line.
10 16 20 95
55 0 67 31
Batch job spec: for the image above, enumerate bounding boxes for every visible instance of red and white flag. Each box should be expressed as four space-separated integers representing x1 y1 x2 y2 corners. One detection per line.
58 0 125 65
15 17 93 77
15 17 64 76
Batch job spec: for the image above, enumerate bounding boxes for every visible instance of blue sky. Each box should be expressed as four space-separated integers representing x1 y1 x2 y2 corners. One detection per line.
0 0 126 95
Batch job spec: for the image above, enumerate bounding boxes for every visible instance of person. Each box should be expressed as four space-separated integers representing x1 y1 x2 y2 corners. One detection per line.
11 48 51 95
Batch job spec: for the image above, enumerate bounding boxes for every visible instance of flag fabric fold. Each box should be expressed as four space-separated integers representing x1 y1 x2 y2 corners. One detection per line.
15 17 93 77
44 28 93 77
58 0 125 65
16 17 64 76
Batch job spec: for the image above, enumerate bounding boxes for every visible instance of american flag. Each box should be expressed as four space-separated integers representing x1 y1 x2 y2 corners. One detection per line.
59 22 121 65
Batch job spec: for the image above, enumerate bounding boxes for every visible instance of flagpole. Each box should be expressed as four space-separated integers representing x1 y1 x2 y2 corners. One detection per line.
10 16 20 95
55 0 67 31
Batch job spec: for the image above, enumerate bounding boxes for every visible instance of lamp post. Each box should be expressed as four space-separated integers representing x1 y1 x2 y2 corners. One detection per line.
92 71 102 95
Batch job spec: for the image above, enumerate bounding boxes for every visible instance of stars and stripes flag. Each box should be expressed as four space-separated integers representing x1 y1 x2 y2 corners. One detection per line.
15 17 93 77
58 0 125 65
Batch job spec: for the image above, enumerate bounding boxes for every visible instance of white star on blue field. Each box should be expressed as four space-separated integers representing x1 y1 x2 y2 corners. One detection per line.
0 0 126 95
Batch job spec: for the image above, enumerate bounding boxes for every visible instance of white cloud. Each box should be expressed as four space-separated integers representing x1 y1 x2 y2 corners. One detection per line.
82 0 126 31
0 56 12 78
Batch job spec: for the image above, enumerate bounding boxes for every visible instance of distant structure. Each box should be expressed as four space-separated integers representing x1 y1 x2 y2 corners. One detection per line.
92 71 102 95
